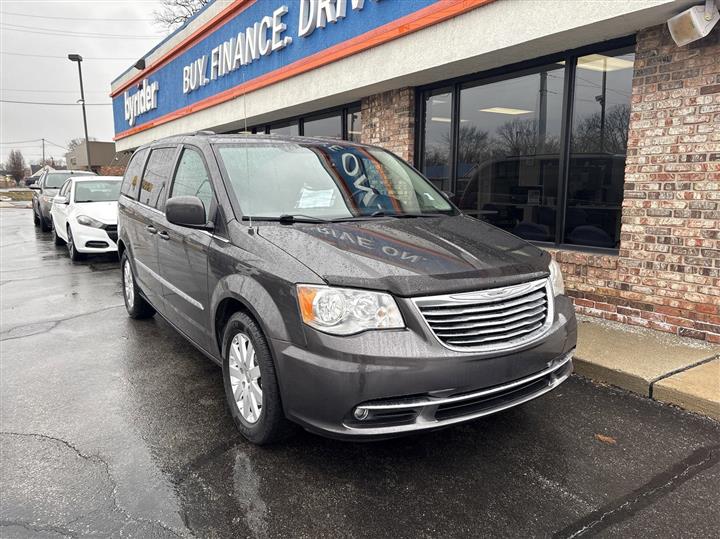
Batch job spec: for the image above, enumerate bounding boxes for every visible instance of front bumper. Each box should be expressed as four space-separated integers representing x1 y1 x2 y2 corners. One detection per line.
72 223 118 253
272 295 577 440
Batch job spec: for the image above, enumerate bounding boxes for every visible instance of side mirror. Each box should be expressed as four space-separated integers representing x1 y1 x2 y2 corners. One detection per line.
54 196 69 205
166 196 208 228
29 184 41 191
441 191 454 200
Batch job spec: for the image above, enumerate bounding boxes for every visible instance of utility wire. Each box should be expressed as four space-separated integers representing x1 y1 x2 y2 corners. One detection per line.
0 23 163 39
1 88 109 94
1 99 112 106
0 51 137 60
0 10 155 22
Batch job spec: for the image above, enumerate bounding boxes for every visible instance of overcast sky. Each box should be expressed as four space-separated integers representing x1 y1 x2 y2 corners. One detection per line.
0 0 170 164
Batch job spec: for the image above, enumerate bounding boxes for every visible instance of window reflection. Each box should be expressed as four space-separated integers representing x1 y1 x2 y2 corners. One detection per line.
303 112 342 139
566 49 634 248
422 89 453 192
269 122 299 136
455 67 565 243
346 107 362 142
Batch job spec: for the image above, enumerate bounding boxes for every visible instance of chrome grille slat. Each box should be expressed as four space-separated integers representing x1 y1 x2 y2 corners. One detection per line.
420 290 545 317
445 322 544 345
433 312 546 337
412 278 553 352
430 305 547 330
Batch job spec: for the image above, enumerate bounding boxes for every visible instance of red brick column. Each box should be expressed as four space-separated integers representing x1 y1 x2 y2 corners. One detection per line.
360 88 415 162
552 23 720 343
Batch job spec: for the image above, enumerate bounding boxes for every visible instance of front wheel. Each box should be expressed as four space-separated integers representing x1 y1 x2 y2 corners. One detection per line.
66 226 83 261
53 223 65 246
222 312 294 445
121 252 155 319
40 214 51 232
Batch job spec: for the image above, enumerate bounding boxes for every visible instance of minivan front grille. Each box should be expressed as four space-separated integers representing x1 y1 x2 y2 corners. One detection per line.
413 278 553 352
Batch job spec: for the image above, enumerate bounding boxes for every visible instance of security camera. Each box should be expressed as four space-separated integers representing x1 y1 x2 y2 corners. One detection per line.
668 0 719 46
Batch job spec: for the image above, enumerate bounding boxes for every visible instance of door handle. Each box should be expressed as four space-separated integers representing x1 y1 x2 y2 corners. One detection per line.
158 231 170 241
146 225 157 234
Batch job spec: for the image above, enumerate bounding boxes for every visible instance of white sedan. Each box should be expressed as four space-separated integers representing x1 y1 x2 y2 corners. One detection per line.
50 176 122 261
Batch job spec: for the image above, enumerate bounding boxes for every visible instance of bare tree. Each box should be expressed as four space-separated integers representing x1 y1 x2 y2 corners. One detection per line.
67 137 97 153
154 0 211 30
572 104 630 154
7 150 26 184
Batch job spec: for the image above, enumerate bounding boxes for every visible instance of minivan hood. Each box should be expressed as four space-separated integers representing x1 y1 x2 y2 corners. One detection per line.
258 215 550 297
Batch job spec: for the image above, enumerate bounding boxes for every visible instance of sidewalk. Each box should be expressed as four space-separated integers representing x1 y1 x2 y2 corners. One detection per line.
574 315 719 420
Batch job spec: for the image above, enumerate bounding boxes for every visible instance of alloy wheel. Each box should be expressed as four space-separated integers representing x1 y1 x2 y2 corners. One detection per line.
123 259 135 309
228 332 263 424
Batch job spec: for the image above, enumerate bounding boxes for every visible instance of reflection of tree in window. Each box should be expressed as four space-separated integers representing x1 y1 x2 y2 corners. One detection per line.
171 149 213 218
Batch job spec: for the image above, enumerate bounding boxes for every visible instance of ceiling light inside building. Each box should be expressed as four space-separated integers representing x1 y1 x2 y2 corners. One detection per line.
576 54 634 72
668 0 719 46
431 117 452 123
479 107 533 115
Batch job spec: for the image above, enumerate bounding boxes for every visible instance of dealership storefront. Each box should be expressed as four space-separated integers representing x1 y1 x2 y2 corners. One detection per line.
111 0 720 342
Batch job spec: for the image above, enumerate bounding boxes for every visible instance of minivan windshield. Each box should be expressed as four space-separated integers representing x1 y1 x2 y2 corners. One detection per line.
215 142 455 220
45 173 74 189
73 180 122 203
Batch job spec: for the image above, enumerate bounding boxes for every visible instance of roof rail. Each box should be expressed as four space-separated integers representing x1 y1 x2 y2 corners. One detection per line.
192 130 216 135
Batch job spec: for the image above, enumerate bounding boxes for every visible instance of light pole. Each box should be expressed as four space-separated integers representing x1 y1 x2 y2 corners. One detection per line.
68 54 92 171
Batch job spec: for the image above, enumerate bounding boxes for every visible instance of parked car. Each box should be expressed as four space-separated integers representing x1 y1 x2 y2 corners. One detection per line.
50 176 122 261
118 134 577 444
31 169 95 231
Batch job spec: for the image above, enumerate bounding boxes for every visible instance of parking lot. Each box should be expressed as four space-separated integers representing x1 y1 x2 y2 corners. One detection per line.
1 206 718 538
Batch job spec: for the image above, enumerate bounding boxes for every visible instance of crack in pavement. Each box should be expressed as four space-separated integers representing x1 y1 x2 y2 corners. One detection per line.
0 304 124 342
0 520 76 538
553 444 720 538
0 432 186 538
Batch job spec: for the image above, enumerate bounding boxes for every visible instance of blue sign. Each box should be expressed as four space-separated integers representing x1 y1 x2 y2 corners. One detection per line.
112 0 445 138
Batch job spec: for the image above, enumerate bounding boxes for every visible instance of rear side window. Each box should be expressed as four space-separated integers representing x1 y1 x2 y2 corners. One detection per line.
121 148 148 200
139 147 176 210
169 148 213 220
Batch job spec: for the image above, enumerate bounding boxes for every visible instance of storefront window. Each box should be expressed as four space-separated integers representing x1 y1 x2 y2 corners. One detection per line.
303 112 342 139
565 49 634 248
421 89 453 192
419 41 635 251
455 66 565 242
346 106 362 142
269 122 299 136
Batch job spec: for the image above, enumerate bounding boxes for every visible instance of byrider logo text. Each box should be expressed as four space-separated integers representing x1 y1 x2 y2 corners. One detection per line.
182 0 371 95
124 79 159 126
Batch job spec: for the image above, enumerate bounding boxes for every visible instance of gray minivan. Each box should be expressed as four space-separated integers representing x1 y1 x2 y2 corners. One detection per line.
117 133 576 444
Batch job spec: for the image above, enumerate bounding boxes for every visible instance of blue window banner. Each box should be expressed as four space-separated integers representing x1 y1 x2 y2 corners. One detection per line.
112 0 490 138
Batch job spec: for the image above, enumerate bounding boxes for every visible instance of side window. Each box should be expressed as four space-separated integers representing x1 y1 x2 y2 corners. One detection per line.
120 148 148 200
139 147 176 210
59 180 71 197
169 148 213 219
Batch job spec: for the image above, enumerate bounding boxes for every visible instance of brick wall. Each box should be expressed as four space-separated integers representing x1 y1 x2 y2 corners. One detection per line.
361 88 415 162
551 23 720 343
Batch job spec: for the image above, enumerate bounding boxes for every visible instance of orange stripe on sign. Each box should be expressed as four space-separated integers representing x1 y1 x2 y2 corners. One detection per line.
114 0 495 141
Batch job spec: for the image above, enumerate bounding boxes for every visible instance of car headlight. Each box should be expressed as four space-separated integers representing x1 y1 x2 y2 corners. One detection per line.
76 215 104 228
297 285 404 335
549 259 565 296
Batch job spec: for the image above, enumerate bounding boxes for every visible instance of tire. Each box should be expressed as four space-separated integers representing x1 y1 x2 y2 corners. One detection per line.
222 312 294 445
33 207 40 227
121 251 155 319
66 226 83 262
53 222 65 246
40 214 51 232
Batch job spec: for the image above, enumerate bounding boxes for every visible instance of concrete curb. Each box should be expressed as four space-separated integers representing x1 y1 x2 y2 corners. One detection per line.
574 316 719 419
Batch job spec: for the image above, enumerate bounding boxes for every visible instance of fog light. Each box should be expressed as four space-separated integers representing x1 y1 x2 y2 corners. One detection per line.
353 407 369 420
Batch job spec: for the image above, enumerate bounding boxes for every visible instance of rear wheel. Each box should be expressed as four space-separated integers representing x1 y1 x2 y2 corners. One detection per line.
222 312 294 445
121 251 155 319
67 226 83 261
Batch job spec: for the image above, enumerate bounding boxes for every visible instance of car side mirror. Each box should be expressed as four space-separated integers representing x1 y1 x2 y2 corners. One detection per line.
441 191 454 200
166 196 209 228
29 184 41 191
55 196 69 205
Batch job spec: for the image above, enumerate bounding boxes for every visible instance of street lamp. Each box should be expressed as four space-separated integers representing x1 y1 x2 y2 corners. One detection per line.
68 54 92 171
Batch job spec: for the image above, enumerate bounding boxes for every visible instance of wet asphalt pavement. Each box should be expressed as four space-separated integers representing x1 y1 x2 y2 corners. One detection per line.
1 207 719 538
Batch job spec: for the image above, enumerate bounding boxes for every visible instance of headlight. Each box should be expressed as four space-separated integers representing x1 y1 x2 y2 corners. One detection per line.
297 285 404 335
549 259 565 296
76 215 104 228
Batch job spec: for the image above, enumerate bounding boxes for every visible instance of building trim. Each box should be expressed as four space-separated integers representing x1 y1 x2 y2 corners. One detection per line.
114 0 495 141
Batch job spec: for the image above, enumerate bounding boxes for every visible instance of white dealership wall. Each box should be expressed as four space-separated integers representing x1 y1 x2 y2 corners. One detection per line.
112 0 694 151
